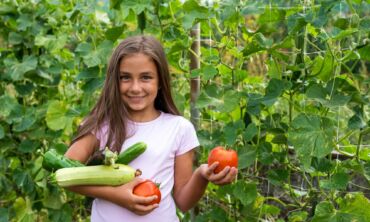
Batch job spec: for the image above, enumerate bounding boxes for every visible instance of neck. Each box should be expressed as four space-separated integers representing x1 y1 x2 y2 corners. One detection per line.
128 110 161 122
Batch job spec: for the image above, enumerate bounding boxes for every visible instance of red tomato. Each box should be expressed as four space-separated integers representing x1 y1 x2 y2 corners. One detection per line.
207 146 238 173
133 180 161 205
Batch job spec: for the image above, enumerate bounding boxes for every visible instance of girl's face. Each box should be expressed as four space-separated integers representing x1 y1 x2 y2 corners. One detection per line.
119 53 160 121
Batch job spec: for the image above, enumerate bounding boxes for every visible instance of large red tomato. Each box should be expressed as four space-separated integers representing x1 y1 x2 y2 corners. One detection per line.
207 146 238 174
133 180 161 205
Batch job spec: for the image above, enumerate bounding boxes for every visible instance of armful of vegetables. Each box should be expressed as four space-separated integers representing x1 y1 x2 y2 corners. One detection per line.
41 142 147 187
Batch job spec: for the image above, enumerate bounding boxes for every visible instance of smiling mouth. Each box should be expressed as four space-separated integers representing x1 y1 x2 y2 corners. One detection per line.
127 95 145 102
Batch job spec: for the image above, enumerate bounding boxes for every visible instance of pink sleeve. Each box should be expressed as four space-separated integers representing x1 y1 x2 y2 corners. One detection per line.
176 119 200 156
93 124 108 150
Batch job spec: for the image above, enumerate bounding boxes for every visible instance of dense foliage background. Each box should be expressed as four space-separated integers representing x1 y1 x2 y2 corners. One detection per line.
1 0 369 221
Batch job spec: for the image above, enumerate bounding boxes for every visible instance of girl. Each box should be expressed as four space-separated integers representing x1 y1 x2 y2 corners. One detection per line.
65 35 238 222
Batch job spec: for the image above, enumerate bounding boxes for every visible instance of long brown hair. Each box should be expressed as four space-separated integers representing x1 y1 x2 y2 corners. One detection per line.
72 35 180 153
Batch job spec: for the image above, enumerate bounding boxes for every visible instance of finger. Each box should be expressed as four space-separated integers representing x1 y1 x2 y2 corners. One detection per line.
134 195 158 205
210 166 230 181
206 162 219 176
213 167 238 185
133 202 159 214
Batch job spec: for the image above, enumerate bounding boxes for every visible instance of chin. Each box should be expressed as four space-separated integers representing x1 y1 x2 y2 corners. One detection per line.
128 105 145 112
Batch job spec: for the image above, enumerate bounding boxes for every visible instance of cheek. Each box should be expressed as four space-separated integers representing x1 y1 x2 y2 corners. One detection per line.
119 83 128 92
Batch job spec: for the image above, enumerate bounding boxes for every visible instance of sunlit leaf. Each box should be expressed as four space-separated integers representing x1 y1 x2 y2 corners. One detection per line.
182 0 209 29
288 114 335 159
46 100 75 132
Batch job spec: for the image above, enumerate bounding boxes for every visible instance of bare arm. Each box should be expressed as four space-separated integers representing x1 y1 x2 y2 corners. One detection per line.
63 134 158 215
172 150 238 212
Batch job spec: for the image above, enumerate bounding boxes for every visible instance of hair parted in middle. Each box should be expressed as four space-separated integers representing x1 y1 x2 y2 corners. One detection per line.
72 35 180 153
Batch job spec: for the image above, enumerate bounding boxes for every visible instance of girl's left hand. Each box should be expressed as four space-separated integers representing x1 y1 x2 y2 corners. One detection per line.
199 163 238 185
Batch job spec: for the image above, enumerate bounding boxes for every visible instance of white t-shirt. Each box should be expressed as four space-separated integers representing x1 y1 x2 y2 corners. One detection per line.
91 112 199 222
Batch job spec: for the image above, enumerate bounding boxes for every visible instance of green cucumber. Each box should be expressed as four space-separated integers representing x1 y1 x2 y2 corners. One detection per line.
117 142 147 164
42 149 84 171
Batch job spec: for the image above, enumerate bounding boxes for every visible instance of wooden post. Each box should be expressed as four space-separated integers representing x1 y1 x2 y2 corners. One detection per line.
189 22 200 222
190 23 201 129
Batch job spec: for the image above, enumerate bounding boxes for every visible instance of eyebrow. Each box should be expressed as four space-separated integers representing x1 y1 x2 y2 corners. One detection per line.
119 71 155 75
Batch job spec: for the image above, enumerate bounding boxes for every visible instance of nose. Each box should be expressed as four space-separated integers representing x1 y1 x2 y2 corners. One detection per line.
130 79 141 92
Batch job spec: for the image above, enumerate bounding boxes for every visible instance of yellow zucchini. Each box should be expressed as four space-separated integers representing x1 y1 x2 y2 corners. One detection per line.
55 164 141 187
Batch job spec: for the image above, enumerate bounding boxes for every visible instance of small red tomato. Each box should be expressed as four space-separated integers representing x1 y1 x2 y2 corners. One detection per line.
133 180 161 205
207 146 238 173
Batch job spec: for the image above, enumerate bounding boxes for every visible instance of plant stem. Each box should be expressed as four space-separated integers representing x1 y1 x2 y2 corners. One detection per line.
289 91 293 124
356 131 363 162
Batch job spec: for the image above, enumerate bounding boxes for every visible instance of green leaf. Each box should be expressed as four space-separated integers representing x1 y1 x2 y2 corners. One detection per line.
363 162 370 181
14 82 34 96
13 110 36 132
49 204 73 222
243 123 258 142
306 84 328 103
312 201 336 222
75 42 93 55
262 78 291 106
223 120 243 145
261 204 281 216
331 28 358 40
5 56 38 80
247 93 264 116
13 169 34 193
0 125 4 139
258 7 285 24
46 100 74 132
238 145 256 169
232 181 257 206
243 33 269 56
348 113 367 130
320 171 349 190
312 192 370 222
182 0 209 30
267 168 289 186
311 157 334 173
218 90 241 112
105 26 124 41
35 34 67 51
258 142 274 165
8 32 23 45
83 40 113 67
18 139 39 154
310 53 334 82
0 95 19 118
337 193 370 221
288 114 335 159
195 91 219 109
358 45 370 61
42 186 66 210
0 208 9 222
202 65 218 81
81 77 105 93
359 17 370 31
267 57 281 79
76 67 100 81
16 14 33 31
288 211 308 222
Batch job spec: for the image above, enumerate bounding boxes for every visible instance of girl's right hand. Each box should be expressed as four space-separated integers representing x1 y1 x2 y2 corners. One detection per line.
114 177 159 215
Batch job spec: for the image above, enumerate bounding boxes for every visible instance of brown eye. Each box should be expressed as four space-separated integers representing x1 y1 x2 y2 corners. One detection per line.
120 75 130 80
142 75 152 80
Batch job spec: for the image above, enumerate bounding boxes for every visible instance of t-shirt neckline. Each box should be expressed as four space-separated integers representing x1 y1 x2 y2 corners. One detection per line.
127 111 163 126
